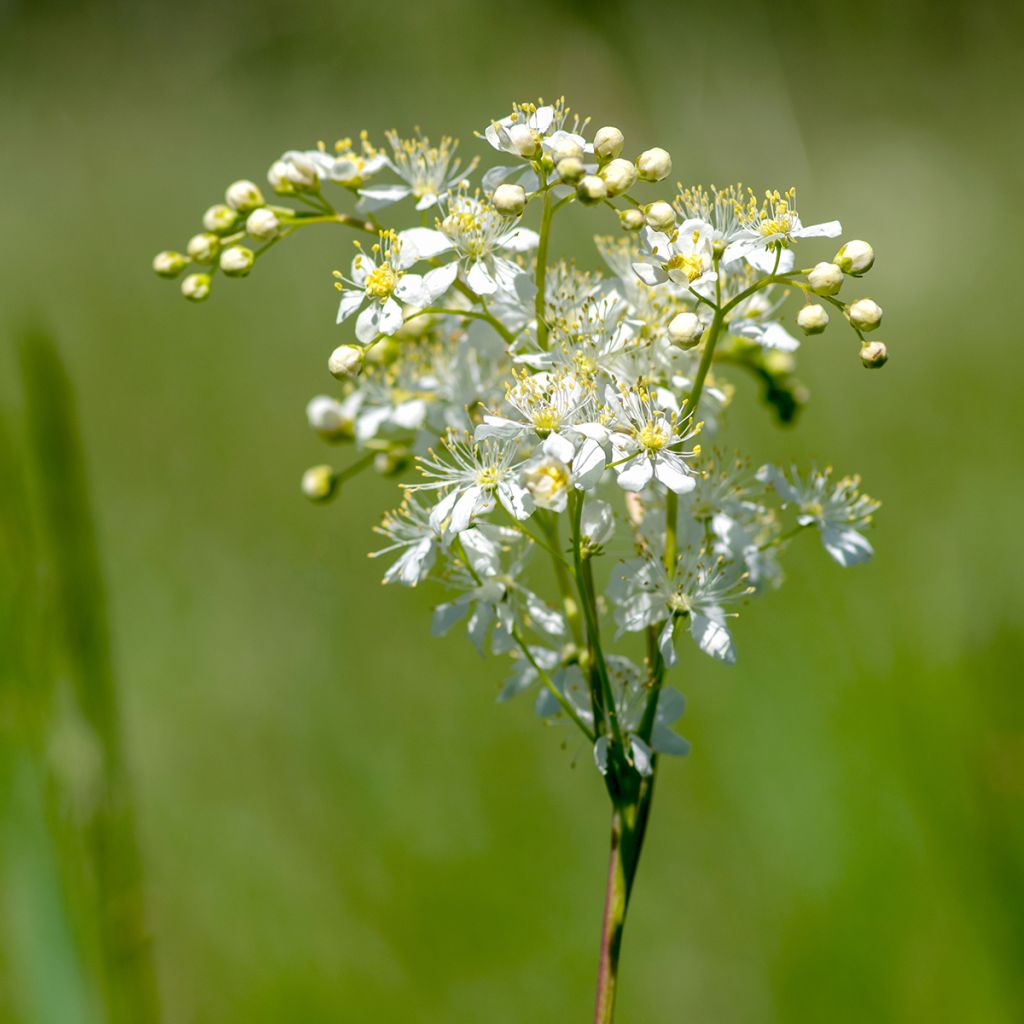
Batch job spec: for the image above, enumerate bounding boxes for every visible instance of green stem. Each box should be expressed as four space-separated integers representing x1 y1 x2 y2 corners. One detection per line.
537 512 584 648
593 807 628 1024
534 180 554 349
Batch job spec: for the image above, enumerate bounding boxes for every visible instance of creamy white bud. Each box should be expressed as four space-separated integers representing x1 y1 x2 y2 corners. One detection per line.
599 158 638 197
619 208 645 231
644 200 676 230
186 232 220 264
576 175 607 205
225 179 265 212
580 499 615 550
636 147 672 182
219 245 254 277
668 311 704 348
152 251 187 278
203 204 239 234
508 124 540 158
492 183 527 216
808 261 844 296
306 395 351 439
301 465 336 502
246 208 280 240
180 273 211 302
285 154 319 190
846 298 883 331
860 340 888 368
268 159 296 195
797 304 829 334
593 126 625 162
328 344 363 378
522 457 571 511
549 136 584 164
556 157 585 183
835 239 874 275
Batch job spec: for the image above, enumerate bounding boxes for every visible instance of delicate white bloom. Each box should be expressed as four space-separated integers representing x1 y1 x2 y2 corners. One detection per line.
835 239 874 275
306 135 389 188
358 131 476 211
268 151 320 193
636 147 672 182
409 432 534 535
757 464 880 567
333 230 458 343
797 304 829 334
603 386 700 494
723 188 840 266
633 220 717 296
371 496 444 586
808 261 844 296
846 298 883 331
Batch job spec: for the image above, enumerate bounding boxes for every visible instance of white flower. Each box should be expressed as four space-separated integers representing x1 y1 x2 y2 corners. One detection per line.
305 135 389 188
633 220 718 297
371 496 444 586
409 432 534 535
333 230 458 343
358 131 477 212
483 98 591 158
268 151 320 193
723 188 841 267
602 386 700 494
757 464 880 567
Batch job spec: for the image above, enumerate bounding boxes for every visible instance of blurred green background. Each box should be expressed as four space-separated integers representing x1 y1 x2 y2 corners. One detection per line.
2 0 1023 1020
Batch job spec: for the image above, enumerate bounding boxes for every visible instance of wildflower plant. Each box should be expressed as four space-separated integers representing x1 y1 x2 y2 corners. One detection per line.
153 97 888 1022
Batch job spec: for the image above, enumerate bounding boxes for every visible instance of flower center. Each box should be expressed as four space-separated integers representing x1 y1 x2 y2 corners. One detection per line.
531 406 562 434
801 500 824 518
665 253 706 283
668 592 691 615
365 264 398 299
475 466 501 488
637 419 670 453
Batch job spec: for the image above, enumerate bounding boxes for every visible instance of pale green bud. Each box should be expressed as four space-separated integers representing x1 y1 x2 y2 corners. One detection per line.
593 126 625 162
225 179 265 212
492 183 527 216
246 207 280 240
328 344 363 378
180 273 211 302
807 261 843 296
576 175 607 205
636 147 672 182
619 208 645 231
268 160 296 195
219 245 254 277
797 304 829 334
599 158 638 197
860 340 888 368
846 298 883 332
644 200 676 230
556 157 585 184
186 232 220 264
203 204 239 234
549 136 584 164
834 239 874 275
301 465 337 503
152 250 187 278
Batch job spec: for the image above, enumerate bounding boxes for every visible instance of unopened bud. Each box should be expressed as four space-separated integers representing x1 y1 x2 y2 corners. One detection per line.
834 239 874 275
203 204 239 234
301 465 337 503
807 261 843 296
225 179 265 212
576 175 607 205
764 350 796 375
374 448 412 477
492 183 527 216
668 311 704 348
593 126 625 162
860 340 888 368
644 201 676 230
556 157 585 183
152 250 187 278
219 245 255 277
599 158 638 197
508 124 540 158
846 298 883 332
268 160 296 195
186 232 220 264
796 304 829 334
180 273 211 302
549 135 584 165
306 395 352 440
328 344 363 378
619 208 645 231
636 147 672 182
246 207 280 240
285 154 319 190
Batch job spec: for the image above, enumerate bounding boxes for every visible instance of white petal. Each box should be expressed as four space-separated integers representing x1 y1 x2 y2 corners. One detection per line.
355 303 381 343
572 439 607 491
474 418 524 443
747 247 795 275
431 601 468 637
422 261 458 300
500 227 540 253
821 525 874 567
630 736 654 776
653 455 696 494
542 432 575 463
336 289 365 324
378 297 404 336
795 220 842 239
398 227 454 263
632 261 667 287
658 618 677 667
497 481 534 521
467 259 497 295
759 322 800 351
593 736 610 775
691 612 736 663
722 237 758 265
616 456 654 492
357 184 411 210
450 487 483 534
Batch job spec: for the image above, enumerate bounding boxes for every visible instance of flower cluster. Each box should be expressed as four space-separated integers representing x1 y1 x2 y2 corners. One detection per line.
153 98 887 777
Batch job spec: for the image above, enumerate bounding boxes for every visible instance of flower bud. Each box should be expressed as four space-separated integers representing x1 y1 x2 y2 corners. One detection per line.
860 340 888 368
593 126 625 163
846 298 883 332
285 154 319 190
636 147 672 182
619 208 645 231
644 200 676 231
152 250 187 278
180 273 211 303
246 207 280 240
219 245 255 277
225 179 265 212
508 124 540 158
301 465 337 503
576 175 607 205
328 344 363 378
374 448 411 477
522 456 571 511
268 159 296 195
796 304 829 334
186 232 220 264
549 135 584 165
202 204 239 234
668 311 704 349
599 158 638 197
306 395 352 440
492 183 527 216
556 157 585 183
807 261 843 296
764 350 796 375
834 239 874 275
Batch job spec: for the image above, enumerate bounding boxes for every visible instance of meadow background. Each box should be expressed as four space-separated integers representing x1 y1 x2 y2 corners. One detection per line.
1 0 1023 1020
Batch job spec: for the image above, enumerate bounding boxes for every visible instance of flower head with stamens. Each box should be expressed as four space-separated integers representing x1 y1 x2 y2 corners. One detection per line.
307 133 389 188
633 219 718 297
371 495 445 586
723 188 841 266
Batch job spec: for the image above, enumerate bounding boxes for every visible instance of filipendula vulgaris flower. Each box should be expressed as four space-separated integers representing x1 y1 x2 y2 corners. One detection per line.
150 96 893 1022
333 229 458 342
